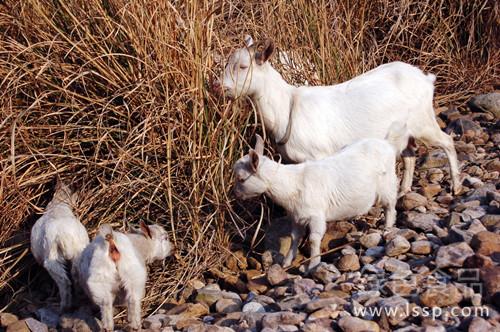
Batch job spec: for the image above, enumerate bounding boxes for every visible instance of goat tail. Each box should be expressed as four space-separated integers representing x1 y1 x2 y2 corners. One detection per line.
99 224 121 263
385 121 410 155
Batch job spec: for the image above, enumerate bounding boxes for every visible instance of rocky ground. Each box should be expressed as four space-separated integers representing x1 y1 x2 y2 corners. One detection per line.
1 92 499 332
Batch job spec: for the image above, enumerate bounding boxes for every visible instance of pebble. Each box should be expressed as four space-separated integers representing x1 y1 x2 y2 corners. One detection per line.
338 316 380 332
435 242 474 268
386 235 410 256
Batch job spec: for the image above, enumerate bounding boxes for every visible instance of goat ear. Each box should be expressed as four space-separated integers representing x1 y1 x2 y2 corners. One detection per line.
244 35 254 47
140 221 152 239
254 134 264 155
249 149 260 173
254 39 274 65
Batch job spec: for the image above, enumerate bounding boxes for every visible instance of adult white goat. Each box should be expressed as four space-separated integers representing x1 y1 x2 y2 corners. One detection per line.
233 132 402 270
217 36 461 195
30 180 89 311
73 222 172 331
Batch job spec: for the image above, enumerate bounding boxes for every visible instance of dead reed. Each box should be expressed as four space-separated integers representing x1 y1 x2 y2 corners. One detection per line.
0 0 498 312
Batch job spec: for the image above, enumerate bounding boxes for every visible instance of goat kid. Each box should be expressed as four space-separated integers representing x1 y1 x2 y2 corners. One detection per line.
30 180 89 311
74 222 172 331
233 132 403 271
219 36 461 196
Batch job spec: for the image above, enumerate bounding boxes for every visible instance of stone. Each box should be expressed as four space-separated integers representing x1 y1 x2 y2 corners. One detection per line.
247 276 269 294
468 316 494 331
261 312 306 329
411 240 432 254
384 280 414 296
384 258 410 272
420 284 463 307
351 291 380 304
338 254 360 272
400 193 427 210
215 298 241 314
307 306 340 321
35 308 59 329
420 183 442 199
378 296 409 325
471 231 500 256
242 301 266 313
195 285 223 306
461 206 487 222
186 325 234 332
143 314 166 330
467 92 500 118
403 212 440 232
225 249 248 271
481 265 500 303
481 214 500 231
59 309 101 332
278 294 311 311
1 313 18 328
311 263 341 284
293 278 321 295
302 319 334 332
435 242 474 268
359 233 381 248
6 320 30 332
386 235 410 257
446 117 482 136
305 297 347 313
338 316 380 332
266 264 288 286
23 319 47 332
365 246 385 257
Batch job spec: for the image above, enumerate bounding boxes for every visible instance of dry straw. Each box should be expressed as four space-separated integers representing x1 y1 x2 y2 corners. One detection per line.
0 0 498 313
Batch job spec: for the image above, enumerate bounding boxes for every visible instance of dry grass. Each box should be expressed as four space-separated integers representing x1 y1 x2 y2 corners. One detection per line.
0 0 498 313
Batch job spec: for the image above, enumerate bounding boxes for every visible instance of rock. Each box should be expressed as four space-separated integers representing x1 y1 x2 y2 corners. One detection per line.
242 301 266 313
1 313 18 328
35 308 59 328
471 231 500 256
266 264 288 286
481 265 500 303
23 319 48 332
351 291 380 304
338 254 360 272
307 306 340 321
446 117 482 136
435 242 474 268
305 297 347 313
386 235 410 257
186 325 234 332
365 246 385 258
311 263 341 284
420 284 463 307
421 151 448 169
338 316 380 332
261 250 274 270
378 296 409 325
225 249 248 271
467 316 494 331
403 212 440 232
420 184 442 199
384 280 414 296
195 285 223 306
143 314 166 330
411 240 432 254
293 278 321 295
59 308 101 332
468 92 500 118
302 319 334 332
360 233 381 248
400 193 427 210
384 258 410 272
6 320 29 332
481 214 500 231
461 206 487 222
247 275 269 294
215 298 241 313
278 294 311 311
248 256 262 270
261 312 306 329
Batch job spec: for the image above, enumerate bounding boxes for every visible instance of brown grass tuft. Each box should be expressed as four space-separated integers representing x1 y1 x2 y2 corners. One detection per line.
0 0 498 313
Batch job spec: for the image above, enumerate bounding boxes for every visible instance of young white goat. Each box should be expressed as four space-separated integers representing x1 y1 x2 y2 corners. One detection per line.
30 180 89 311
233 132 403 271
218 36 461 196
73 222 172 331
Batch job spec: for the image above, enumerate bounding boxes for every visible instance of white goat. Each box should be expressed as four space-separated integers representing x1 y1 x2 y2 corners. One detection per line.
219 36 461 196
233 132 403 271
30 180 89 311
73 222 172 331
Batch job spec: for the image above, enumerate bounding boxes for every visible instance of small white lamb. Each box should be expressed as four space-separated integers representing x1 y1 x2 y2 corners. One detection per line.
73 222 172 331
30 179 89 311
233 132 403 271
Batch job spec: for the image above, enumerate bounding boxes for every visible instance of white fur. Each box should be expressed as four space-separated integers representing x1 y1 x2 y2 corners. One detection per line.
220 37 461 195
30 181 89 311
73 223 172 331
233 134 401 270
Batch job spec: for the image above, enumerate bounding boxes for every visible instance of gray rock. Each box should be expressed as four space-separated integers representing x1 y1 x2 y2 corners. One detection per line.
311 263 341 284
338 316 380 332
365 246 385 258
278 293 311 311
411 240 432 254
360 233 382 248
403 212 440 232
215 298 241 314
261 312 306 329
435 242 474 268
400 192 427 210
266 264 288 286
242 301 266 313
34 308 59 329
467 316 493 331
143 314 167 330
386 235 410 257
305 297 347 313
293 278 322 295
378 296 409 325
384 258 410 272
351 291 380 304
468 92 500 118
24 318 48 332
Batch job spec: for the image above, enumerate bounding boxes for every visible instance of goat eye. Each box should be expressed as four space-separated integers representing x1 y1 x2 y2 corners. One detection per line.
239 65 248 70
